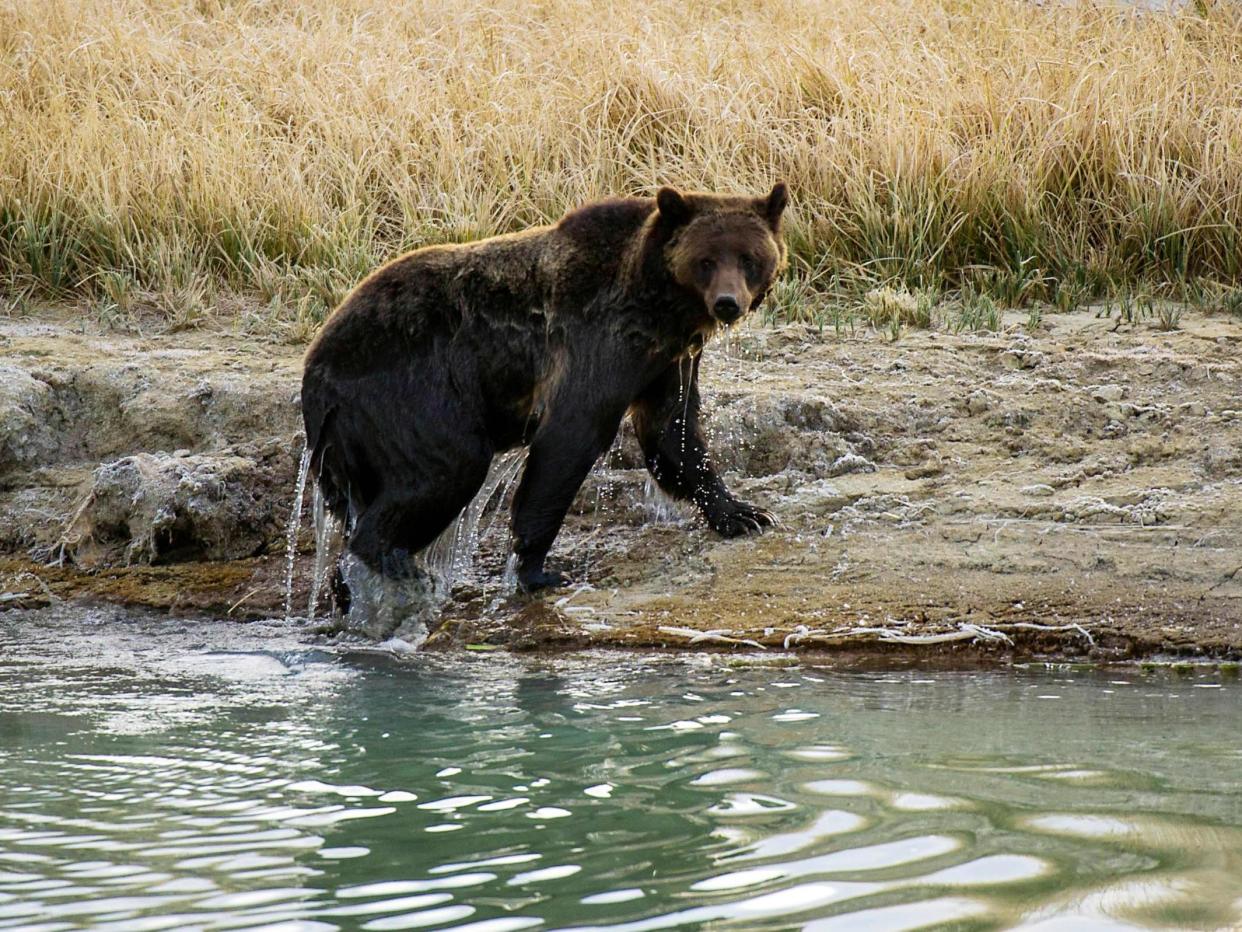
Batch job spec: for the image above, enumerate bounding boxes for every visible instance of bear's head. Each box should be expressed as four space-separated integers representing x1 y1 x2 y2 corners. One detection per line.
659 183 788 328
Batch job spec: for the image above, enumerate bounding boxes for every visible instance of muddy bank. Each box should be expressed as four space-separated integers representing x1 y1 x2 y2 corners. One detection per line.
1 306 1239 661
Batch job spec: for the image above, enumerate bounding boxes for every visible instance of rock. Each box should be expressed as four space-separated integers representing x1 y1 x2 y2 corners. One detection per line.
1203 445 1242 479
842 430 876 455
890 438 938 467
0 366 59 478
707 394 850 477
827 453 877 477
786 479 850 516
63 441 299 566
1001 349 1045 370
965 390 994 415
1021 484 1056 498
1090 384 1125 403
1178 401 1207 417
1 358 301 470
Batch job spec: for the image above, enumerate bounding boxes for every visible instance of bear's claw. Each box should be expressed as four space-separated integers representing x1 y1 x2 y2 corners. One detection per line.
708 501 777 538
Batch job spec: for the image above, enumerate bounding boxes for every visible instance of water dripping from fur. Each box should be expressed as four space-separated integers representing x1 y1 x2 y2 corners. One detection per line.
305 483 343 627
425 447 527 589
642 475 688 525
587 432 626 526
282 447 312 623
474 449 529 597
677 355 691 459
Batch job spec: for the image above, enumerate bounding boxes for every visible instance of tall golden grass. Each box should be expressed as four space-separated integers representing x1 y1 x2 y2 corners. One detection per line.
2 0 1241 325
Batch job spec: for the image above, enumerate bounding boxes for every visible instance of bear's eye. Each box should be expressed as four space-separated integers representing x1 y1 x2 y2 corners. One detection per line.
699 258 716 273
740 254 756 275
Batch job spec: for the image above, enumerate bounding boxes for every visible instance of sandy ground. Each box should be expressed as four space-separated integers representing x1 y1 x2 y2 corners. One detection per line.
1 305 1239 661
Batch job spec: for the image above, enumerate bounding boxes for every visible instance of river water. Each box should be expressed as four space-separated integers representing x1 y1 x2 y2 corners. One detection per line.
1 607 1240 931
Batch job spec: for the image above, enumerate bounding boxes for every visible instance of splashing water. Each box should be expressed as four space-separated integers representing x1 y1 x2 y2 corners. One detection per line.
501 552 520 592
305 483 343 626
337 552 438 647
290 435 640 639
643 475 688 524
282 446 312 623
320 449 530 641
476 449 529 595
588 430 626 525
425 448 527 589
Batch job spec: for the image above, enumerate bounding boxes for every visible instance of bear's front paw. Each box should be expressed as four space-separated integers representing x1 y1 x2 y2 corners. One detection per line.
517 567 569 593
707 501 777 538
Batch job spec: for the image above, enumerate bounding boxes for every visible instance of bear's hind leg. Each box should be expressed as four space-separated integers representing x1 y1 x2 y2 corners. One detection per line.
348 453 492 579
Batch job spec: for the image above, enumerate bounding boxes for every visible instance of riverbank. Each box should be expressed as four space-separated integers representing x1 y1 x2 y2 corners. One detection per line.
1 304 1239 661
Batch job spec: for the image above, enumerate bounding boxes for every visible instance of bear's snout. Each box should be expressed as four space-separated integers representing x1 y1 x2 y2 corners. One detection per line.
712 295 742 324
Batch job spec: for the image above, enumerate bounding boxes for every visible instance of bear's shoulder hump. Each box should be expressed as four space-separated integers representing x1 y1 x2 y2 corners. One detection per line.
556 197 654 243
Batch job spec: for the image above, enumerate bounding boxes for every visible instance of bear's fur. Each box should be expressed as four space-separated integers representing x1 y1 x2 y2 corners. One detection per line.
301 183 789 592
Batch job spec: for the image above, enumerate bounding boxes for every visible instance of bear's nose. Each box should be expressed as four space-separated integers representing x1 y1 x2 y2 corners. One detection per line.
713 296 741 321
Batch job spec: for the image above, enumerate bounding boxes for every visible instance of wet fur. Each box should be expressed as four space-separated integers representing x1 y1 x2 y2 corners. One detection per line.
302 185 788 591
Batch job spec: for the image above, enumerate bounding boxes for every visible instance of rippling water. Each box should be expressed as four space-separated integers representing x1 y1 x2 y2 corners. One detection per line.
2 607 1241 931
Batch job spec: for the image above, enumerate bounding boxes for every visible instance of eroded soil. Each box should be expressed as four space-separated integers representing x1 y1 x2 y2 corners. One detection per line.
1 306 1239 661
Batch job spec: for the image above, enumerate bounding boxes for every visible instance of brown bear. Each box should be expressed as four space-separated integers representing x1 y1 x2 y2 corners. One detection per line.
301 183 789 592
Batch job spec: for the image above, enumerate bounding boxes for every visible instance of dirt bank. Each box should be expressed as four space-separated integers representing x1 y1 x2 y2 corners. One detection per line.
1 305 1239 661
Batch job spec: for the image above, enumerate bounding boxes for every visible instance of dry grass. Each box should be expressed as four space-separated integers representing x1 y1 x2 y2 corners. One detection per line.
2 0 1241 333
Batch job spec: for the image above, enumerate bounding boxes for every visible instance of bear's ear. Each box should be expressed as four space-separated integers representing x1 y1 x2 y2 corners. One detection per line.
657 187 692 227
761 182 789 228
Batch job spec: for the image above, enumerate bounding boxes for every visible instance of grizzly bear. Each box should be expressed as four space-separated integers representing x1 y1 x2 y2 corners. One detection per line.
301 183 788 592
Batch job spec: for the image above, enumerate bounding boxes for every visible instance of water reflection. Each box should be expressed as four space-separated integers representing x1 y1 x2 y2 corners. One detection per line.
1 606 1241 930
